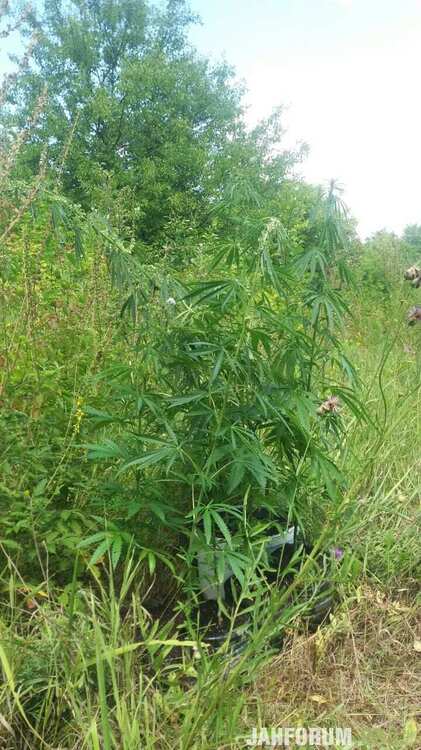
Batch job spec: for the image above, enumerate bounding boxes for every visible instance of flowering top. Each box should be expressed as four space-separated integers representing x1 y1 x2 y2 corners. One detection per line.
317 396 340 416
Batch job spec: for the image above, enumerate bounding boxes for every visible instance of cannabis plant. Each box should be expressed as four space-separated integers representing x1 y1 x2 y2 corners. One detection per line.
83 183 362 599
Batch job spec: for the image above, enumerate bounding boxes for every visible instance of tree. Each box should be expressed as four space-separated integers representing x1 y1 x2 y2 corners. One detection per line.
3 0 244 243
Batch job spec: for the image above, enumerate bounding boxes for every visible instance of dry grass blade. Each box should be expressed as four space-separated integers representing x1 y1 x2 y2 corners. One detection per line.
251 586 421 749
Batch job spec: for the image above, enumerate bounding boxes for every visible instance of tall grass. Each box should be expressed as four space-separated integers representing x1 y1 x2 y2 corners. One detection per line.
0 307 419 748
0 6 419 746
340 279 420 586
1 127 419 750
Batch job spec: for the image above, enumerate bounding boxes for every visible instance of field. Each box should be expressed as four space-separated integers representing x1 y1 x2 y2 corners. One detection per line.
0 2 420 748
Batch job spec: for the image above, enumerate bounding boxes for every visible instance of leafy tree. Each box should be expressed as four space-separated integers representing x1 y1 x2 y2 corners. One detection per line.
3 0 247 244
3 0 325 253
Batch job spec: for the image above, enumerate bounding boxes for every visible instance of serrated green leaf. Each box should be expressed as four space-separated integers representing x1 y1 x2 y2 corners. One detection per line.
210 510 232 548
111 537 123 568
203 511 212 546
89 538 111 566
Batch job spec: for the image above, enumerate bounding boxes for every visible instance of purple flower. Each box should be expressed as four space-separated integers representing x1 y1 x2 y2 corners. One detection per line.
317 396 340 416
332 547 344 561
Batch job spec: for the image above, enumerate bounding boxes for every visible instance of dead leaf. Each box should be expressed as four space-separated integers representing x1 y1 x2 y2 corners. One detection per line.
310 694 328 705
0 712 14 736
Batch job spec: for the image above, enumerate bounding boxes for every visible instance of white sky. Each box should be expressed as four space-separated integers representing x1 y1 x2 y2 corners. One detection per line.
190 0 421 238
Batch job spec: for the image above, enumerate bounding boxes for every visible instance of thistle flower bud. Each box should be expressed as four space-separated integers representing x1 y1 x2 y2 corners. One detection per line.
317 395 340 416
407 306 421 326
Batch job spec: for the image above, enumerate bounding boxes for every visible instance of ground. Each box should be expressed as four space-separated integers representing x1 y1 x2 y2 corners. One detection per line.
244 586 420 749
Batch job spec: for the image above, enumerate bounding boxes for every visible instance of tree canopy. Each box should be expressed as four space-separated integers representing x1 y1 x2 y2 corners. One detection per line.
2 1 318 249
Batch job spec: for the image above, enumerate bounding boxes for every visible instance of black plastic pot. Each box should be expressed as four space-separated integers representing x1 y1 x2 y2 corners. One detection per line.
195 535 340 656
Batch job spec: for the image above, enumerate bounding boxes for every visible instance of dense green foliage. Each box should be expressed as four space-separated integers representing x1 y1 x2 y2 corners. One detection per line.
1 0 361 583
3 0 310 250
0 2 419 748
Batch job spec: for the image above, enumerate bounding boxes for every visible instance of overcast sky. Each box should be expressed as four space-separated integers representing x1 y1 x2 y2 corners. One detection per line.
190 0 421 238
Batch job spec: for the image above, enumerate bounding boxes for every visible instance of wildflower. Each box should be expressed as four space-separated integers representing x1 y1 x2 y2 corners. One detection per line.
166 297 176 306
407 306 421 326
404 265 418 280
317 395 340 416
404 266 421 288
331 547 344 561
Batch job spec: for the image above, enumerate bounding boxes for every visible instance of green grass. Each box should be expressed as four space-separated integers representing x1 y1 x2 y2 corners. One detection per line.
0 157 419 750
1 6 419 744
0 288 419 749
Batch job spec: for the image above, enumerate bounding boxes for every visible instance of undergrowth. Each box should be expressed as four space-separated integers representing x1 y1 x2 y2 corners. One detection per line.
0 2 419 748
